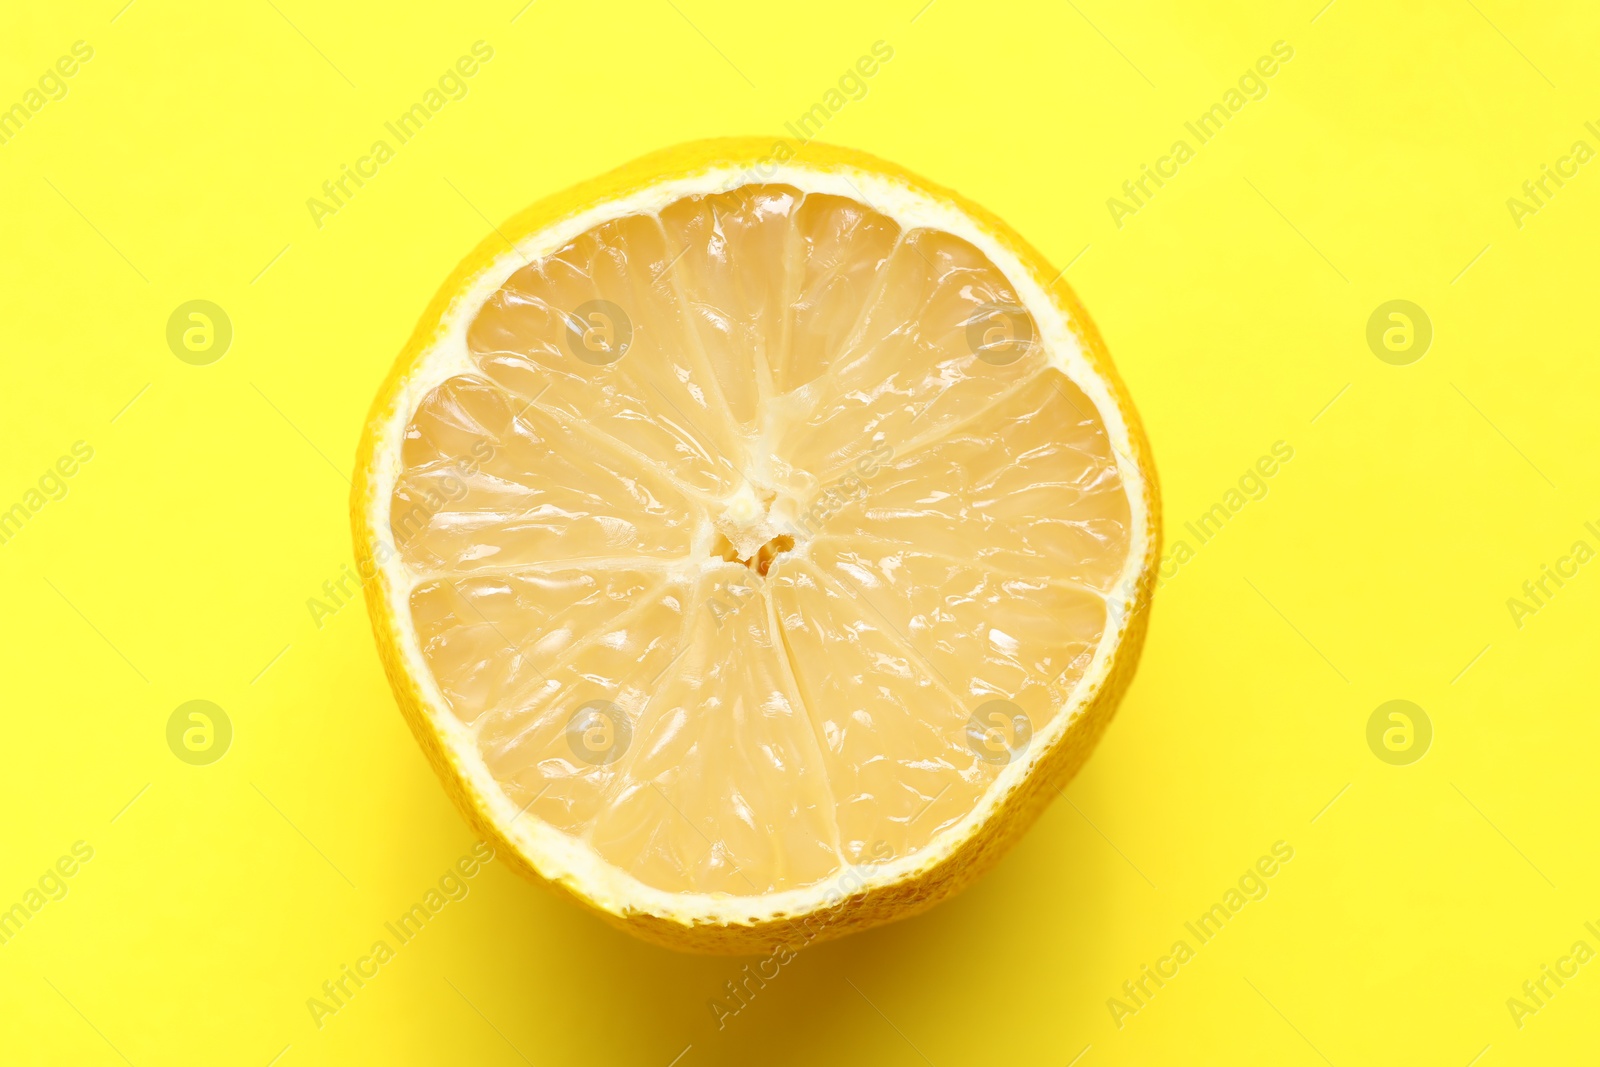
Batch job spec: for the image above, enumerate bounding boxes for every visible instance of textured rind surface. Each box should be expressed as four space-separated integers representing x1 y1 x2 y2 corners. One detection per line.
351 137 1161 955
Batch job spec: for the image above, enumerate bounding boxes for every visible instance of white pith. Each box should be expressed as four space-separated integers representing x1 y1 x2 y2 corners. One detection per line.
359 161 1153 926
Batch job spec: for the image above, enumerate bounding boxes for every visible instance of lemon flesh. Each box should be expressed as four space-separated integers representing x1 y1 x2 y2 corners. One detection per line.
388 184 1132 898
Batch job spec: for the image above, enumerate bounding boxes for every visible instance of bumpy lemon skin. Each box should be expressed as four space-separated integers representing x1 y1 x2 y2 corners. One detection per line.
351 138 1162 955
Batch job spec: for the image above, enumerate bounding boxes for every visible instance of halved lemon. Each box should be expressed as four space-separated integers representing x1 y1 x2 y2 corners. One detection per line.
352 139 1159 953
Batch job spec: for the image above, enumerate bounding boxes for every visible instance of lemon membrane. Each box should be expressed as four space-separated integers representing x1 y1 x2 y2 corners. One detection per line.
386 182 1133 898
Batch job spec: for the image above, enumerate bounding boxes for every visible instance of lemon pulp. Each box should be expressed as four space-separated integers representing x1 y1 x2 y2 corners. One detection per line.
390 186 1130 896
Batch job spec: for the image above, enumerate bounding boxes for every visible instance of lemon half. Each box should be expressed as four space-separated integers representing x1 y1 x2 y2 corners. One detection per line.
352 139 1159 953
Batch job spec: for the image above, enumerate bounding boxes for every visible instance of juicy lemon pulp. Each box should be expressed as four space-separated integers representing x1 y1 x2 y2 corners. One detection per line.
391 185 1130 896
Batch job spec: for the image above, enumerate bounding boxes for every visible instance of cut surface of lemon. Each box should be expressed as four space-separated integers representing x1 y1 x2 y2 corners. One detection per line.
353 140 1159 952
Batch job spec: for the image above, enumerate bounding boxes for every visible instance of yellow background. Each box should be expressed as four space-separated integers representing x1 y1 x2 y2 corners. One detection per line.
3 1 1597 1063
